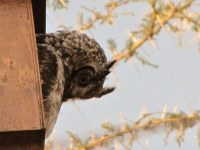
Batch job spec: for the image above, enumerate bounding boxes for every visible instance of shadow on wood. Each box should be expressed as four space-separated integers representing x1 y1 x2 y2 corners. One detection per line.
0 130 45 150
32 0 46 33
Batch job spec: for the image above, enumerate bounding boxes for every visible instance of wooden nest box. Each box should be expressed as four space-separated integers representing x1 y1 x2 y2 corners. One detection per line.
0 0 46 149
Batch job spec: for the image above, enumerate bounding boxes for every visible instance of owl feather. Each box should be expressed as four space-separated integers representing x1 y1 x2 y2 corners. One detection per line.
36 30 115 137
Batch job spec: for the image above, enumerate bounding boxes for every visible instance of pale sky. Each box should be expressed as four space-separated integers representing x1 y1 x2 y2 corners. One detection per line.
46 1 200 150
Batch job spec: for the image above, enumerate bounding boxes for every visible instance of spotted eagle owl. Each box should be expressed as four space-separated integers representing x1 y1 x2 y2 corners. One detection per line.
36 30 116 137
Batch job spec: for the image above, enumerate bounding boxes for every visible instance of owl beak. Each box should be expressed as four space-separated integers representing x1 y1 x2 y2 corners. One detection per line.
95 87 115 98
94 60 116 98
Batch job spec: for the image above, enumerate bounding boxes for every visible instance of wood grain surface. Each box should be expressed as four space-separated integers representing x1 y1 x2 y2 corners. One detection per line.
0 0 44 131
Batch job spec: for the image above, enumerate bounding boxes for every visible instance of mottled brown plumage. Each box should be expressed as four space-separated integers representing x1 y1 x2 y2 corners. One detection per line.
36 30 115 137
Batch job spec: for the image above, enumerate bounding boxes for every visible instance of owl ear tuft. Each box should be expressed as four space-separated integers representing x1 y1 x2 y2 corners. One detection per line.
94 60 116 80
106 60 117 70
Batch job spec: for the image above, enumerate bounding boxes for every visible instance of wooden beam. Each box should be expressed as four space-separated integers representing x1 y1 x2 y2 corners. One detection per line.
0 0 45 149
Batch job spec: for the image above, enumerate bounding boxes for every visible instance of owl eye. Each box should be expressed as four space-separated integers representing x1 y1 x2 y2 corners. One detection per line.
76 68 94 87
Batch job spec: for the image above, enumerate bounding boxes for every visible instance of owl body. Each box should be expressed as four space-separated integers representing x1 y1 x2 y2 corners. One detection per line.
36 31 115 137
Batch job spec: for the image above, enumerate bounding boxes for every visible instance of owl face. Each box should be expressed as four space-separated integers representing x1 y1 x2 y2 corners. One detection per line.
67 60 116 99
43 30 116 101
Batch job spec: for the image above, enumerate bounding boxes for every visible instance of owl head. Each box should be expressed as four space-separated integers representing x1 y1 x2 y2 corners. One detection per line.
59 30 116 100
66 59 116 99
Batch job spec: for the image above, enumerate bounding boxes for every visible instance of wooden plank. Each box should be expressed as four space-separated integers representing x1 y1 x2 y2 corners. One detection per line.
0 130 45 150
0 0 44 131
32 0 46 33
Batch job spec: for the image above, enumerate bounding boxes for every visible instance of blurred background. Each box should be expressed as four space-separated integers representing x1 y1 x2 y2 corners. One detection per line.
45 0 200 149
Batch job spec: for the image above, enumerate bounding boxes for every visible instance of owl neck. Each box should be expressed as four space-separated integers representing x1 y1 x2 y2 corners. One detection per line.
59 54 73 102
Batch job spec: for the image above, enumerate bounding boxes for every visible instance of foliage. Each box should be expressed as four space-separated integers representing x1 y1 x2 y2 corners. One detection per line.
77 0 200 63
47 0 69 10
45 110 200 150
66 111 200 150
